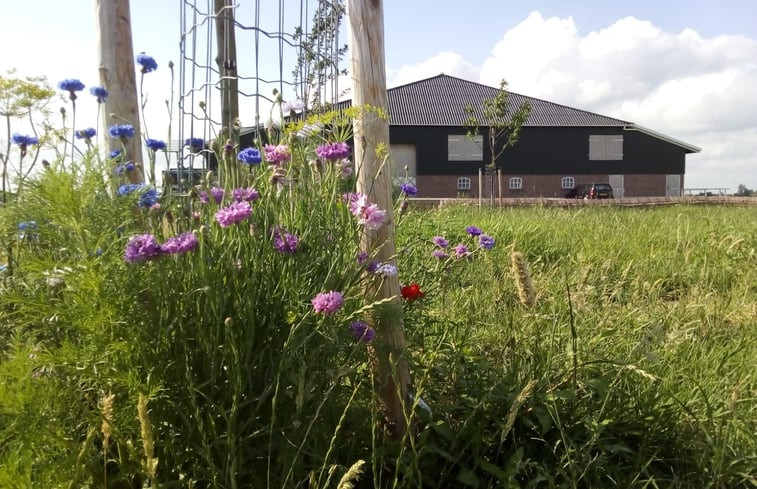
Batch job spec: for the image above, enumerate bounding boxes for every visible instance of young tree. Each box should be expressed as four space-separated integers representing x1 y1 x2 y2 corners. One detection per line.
465 79 531 202
0 71 56 203
292 0 348 113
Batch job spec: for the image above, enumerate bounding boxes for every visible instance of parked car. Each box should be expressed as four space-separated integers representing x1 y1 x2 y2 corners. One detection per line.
565 183 614 199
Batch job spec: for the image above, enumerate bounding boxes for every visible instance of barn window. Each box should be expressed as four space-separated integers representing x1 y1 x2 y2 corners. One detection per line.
457 177 471 190
561 176 575 189
448 135 483 161
589 135 623 160
509 177 523 190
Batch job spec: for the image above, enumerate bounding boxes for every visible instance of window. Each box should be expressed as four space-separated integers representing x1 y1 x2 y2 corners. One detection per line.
589 135 623 160
448 135 483 161
509 177 523 190
457 177 471 190
561 176 575 189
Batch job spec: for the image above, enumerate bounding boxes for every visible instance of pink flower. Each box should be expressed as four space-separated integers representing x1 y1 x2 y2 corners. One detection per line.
311 291 344 314
215 201 252 227
264 144 291 164
345 192 386 231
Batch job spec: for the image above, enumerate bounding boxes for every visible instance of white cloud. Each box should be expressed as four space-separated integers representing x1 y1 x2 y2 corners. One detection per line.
387 52 478 88
390 11 757 190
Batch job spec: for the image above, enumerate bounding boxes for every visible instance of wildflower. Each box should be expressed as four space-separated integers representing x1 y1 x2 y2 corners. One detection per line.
185 137 204 152
232 187 259 202
118 183 145 196
432 249 448 259
374 262 398 277
237 147 262 165
136 52 158 73
272 227 299 254
356 251 369 265
215 201 252 227
75 127 96 140
432 236 449 248
145 139 166 151
109 149 123 160
90 86 108 103
365 261 379 273
139 188 158 208
316 142 350 161
479 234 495 250
347 193 386 231
210 187 224 204
282 99 304 113
511 251 536 307
125 161 136 172
335 158 353 177
58 79 85 99
399 182 418 196
109 124 136 140
11 133 39 155
264 144 291 164
454 243 471 258
161 232 198 255
311 291 344 314
349 321 376 342
124 234 162 263
401 283 425 301
465 226 483 237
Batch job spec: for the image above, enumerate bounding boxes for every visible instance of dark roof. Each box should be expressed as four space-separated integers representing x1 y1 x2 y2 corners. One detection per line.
382 74 630 127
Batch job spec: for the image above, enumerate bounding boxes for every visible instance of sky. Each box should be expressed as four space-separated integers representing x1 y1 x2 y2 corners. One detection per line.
1 0 756 192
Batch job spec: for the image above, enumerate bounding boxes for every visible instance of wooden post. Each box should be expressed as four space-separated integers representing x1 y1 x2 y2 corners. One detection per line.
348 0 410 439
95 0 143 183
498 169 502 206
214 0 240 147
478 168 483 208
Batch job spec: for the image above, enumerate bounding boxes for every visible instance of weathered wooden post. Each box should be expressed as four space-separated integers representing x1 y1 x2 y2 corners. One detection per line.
95 0 143 183
214 0 240 145
348 0 410 438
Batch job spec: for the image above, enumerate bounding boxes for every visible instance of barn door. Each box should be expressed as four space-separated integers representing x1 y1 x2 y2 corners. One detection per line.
609 174 624 198
666 175 681 197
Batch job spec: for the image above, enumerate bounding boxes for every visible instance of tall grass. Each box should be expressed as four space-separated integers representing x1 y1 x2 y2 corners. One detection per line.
1 145 755 489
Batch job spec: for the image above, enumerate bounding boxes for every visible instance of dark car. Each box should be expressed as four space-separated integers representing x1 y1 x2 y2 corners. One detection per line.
565 183 614 199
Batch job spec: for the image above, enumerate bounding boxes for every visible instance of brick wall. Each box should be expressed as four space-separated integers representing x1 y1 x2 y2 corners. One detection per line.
415 174 680 198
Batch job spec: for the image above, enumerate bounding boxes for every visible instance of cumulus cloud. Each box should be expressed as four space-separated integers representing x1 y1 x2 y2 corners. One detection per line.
388 11 757 189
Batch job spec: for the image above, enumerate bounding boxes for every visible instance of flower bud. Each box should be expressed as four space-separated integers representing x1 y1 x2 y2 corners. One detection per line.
224 317 233 327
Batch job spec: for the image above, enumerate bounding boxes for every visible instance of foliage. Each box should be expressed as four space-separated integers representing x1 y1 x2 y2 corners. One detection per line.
735 184 753 196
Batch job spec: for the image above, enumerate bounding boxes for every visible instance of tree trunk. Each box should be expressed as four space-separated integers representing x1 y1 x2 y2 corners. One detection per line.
348 0 410 439
95 0 143 183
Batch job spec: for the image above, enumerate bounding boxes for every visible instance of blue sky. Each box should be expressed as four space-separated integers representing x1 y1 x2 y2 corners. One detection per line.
2 0 756 191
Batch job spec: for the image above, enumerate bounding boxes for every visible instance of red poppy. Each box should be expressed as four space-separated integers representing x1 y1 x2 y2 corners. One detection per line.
401 283 425 301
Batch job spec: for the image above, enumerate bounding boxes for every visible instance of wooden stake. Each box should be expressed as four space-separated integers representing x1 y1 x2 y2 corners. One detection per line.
348 0 410 439
95 0 143 183
214 0 240 146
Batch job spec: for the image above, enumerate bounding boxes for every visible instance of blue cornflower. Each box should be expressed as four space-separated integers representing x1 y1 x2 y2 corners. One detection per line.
145 139 166 151
479 234 495 250
136 53 158 73
58 79 85 99
90 86 108 103
18 220 38 240
400 182 418 196
12 133 39 147
139 188 158 208
75 128 97 140
185 137 204 152
237 147 262 165
109 124 135 140
109 149 123 160
118 183 145 196
465 225 483 237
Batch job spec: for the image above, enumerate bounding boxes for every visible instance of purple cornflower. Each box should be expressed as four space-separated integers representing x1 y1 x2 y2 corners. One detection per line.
315 142 350 161
365 261 379 273
311 291 344 314
264 144 291 164
185 137 204 152
201 187 224 204
479 234 495 250
272 227 299 254
374 262 398 277
432 249 449 260
124 234 161 263
136 52 158 73
356 251 369 265
75 128 96 140
146 139 166 151
399 182 418 196
58 79 85 99
465 226 483 237
349 321 376 343
232 187 259 202
109 124 136 140
215 201 252 227
347 193 386 231
432 236 449 248
454 243 471 258
161 232 198 255
237 147 262 165
336 158 353 177
90 86 108 103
